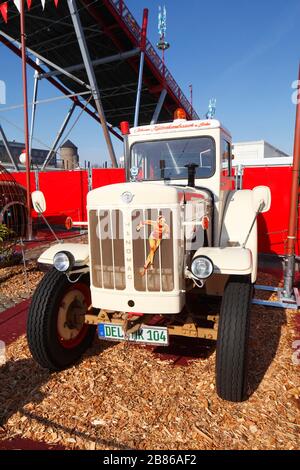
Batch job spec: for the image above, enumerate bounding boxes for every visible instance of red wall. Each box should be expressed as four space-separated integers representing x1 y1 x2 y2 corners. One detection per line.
5 166 296 255
243 166 294 256
6 169 126 226
38 170 89 224
92 168 126 188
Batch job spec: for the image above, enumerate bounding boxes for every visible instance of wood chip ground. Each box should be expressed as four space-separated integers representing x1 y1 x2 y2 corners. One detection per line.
0 269 299 450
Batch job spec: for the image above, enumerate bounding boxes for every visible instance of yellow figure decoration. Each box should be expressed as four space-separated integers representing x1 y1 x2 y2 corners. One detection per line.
136 215 170 276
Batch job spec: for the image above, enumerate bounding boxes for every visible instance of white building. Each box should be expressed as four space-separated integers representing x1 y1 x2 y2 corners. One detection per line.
232 140 292 167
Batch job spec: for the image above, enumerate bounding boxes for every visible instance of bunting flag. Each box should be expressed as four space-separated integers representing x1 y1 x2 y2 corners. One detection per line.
0 1 59 23
13 0 20 13
0 2 8 23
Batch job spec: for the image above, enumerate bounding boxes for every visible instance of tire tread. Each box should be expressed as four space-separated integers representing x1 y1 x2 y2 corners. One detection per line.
216 275 252 402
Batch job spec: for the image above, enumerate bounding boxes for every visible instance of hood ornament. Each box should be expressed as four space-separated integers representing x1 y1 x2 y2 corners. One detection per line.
130 166 139 182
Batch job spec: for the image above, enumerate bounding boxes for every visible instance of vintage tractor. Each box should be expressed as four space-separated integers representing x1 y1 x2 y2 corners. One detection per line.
27 109 271 402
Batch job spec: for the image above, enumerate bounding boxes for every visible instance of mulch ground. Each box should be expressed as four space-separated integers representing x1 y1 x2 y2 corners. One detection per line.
0 269 299 450
0 263 43 312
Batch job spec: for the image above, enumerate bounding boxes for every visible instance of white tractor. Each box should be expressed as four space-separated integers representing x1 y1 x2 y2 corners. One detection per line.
27 109 271 402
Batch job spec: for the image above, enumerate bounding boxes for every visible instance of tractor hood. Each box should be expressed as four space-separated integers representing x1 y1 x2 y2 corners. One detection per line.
87 182 212 208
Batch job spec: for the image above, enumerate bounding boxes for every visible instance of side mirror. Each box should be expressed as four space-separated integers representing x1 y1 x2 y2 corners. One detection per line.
31 190 46 214
252 186 271 213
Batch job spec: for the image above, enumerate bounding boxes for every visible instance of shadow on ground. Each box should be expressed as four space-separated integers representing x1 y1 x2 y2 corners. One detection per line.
246 301 286 398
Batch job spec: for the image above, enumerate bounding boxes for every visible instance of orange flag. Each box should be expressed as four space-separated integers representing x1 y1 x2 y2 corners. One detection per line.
0 2 8 23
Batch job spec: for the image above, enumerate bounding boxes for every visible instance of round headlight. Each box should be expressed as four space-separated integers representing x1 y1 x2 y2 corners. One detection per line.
53 251 74 272
191 256 213 279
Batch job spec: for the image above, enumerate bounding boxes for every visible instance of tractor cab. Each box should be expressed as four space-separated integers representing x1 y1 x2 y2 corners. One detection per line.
127 108 232 188
124 108 234 242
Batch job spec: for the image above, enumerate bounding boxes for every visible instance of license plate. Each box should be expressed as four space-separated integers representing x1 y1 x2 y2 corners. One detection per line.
98 323 169 346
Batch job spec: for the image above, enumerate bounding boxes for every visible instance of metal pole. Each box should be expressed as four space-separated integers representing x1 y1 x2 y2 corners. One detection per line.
283 65 300 299
20 0 32 240
29 58 40 155
67 0 118 168
189 84 193 118
0 91 91 112
150 88 167 125
0 125 19 171
39 48 140 80
134 9 148 128
41 102 77 170
134 53 145 128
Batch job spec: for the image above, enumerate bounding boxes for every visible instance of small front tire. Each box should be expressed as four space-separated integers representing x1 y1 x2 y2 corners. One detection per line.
27 269 96 371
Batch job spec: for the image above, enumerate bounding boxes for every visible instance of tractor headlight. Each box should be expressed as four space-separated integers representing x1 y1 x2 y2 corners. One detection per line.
191 256 214 280
53 251 75 272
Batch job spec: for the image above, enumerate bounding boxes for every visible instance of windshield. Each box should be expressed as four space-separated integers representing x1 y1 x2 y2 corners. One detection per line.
130 136 215 181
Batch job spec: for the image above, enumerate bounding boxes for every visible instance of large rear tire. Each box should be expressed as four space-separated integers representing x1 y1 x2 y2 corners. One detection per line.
27 269 96 371
216 275 253 402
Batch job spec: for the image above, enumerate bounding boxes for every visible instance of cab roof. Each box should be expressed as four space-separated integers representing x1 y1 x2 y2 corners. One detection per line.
130 119 232 139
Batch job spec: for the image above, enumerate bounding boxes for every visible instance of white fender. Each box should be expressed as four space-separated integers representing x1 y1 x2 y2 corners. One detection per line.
219 190 258 282
38 243 89 267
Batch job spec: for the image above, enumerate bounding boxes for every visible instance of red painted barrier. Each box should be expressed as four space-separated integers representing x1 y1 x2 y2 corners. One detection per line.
243 166 295 256
39 170 89 224
3 166 296 255
92 168 126 188
2 169 125 226
8 171 36 198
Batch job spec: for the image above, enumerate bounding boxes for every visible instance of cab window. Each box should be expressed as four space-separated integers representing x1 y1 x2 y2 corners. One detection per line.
131 136 216 181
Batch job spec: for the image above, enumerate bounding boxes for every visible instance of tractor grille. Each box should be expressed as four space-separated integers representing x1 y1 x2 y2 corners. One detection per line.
89 208 174 292
89 209 125 290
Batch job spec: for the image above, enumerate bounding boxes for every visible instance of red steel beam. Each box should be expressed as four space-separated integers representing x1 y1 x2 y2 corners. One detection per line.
140 8 148 52
0 35 123 142
20 0 32 239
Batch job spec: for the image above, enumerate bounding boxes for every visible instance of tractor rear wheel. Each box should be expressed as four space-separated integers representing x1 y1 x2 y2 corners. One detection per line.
216 275 253 402
27 269 96 371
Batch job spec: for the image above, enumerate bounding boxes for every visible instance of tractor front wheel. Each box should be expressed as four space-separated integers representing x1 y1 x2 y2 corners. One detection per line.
27 269 96 371
216 275 253 402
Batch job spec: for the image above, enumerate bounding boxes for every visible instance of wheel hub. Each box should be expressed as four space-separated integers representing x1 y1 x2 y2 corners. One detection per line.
57 289 87 342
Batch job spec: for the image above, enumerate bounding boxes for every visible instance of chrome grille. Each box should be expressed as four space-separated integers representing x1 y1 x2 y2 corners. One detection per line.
89 208 174 292
89 209 125 290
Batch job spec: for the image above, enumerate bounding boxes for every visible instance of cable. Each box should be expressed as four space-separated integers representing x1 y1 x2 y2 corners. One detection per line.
0 95 92 159
61 94 93 142
0 115 57 152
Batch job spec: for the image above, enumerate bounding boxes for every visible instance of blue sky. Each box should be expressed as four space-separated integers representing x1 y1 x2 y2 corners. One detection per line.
0 0 299 165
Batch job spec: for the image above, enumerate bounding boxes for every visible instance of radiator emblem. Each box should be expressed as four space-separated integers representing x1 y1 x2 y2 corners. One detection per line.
121 191 134 204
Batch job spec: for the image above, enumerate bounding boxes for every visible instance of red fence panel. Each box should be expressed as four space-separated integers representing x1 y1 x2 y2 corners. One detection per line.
9 172 36 198
38 170 89 224
5 166 296 256
92 168 126 189
243 166 294 256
